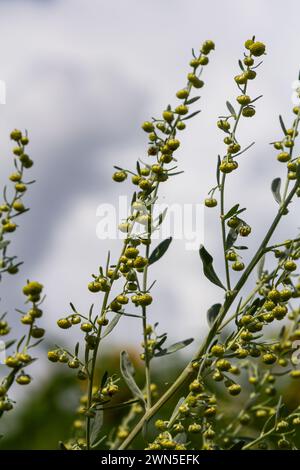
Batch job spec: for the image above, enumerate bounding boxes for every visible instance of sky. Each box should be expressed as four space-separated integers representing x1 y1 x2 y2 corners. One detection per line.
0 0 300 393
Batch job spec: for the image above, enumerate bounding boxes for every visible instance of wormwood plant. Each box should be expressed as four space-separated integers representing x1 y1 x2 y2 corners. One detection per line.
0 130 44 419
49 37 300 451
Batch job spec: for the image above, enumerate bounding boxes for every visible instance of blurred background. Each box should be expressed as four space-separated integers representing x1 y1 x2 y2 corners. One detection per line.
0 0 300 449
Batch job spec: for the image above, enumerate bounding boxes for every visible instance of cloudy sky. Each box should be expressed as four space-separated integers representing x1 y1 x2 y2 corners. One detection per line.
0 0 300 382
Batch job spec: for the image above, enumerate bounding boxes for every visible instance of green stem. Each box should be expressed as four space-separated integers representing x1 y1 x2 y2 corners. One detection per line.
142 242 152 409
242 427 275 450
220 174 231 290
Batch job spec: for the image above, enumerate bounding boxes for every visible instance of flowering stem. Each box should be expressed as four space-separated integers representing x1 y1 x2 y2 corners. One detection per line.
119 178 299 449
85 245 128 450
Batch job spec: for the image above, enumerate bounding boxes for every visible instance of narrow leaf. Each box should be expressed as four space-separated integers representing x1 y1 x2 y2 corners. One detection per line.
234 141 255 157
279 115 287 135
216 155 221 186
101 313 122 339
223 203 240 221
271 177 281 204
155 338 193 357
226 101 236 117
157 207 168 227
149 237 172 265
207 303 222 326
199 245 226 290
182 110 201 121
100 371 108 389
169 397 185 422
120 351 145 404
17 335 26 351
88 304 94 322
186 96 200 105
4 339 16 350
257 255 265 279
226 229 238 250
69 302 78 314
90 409 104 448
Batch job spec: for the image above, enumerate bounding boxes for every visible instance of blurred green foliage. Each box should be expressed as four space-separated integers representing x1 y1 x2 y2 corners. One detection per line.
1 348 300 449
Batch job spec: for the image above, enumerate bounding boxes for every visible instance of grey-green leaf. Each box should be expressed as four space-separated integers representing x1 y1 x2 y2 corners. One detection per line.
207 303 222 326
182 110 201 121
90 409 104 448
155 338 193 357
223 203 240 221
226 101 236 117
279 115 287 135
4 339 16 350
271 177 281 204
186 96 200 105
120 351 145 404
101 313 122 339
257 255 265 279
149 237 172 265
216 155 221 186
199 245 226 290
225 229 238 250
169 397 185 422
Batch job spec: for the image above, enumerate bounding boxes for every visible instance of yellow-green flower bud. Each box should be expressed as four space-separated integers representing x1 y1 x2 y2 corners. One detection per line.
176 89 189 99
242 106 256 117
12 200 25 212
239 225 251 237
81 323 93 333
48 350 59 362
16 374 31 385
9 172 22 182
277 152 290 163
249 41 266 57
15 183 27 192
228 384 241 396
142 121 154 133
284 260 297 272
262 353 277 365
187 73 204 88
112 171 127 182
232 261 245 271
205 198 217 208
162 110 174 123
211 344 225 357
189 379 204 393
236 95 251 106
57 318 72 329
201 40 215 54
188 423 201 433
175 104 189 115
23 281 43 296
10 129 22 141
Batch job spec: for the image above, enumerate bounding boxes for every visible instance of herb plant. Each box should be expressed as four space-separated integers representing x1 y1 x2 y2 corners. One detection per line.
2 36 300 451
